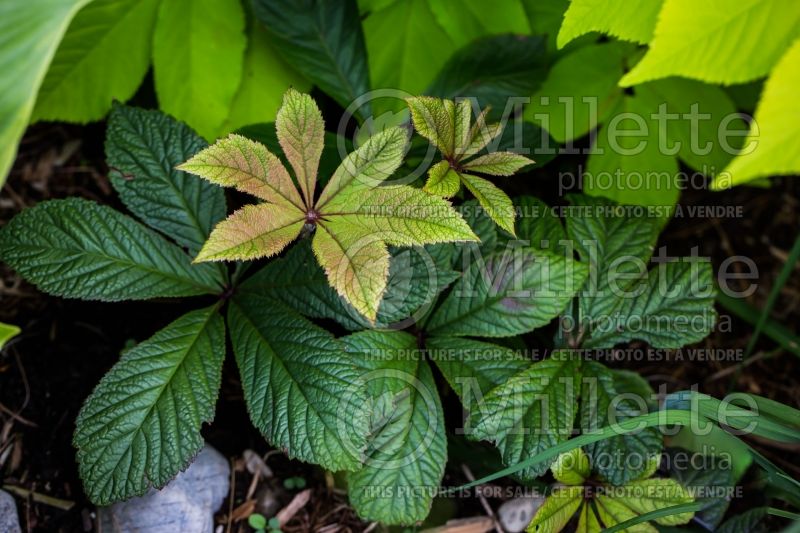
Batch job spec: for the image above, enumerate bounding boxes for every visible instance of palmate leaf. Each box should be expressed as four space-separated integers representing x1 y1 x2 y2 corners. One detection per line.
406 96 533 235
181 89 476 322
228 292 369 471
105 104 227 255
343 331 447 525
74 306 225 505
528 485 584 533
0 198 223 300
551 447 591 486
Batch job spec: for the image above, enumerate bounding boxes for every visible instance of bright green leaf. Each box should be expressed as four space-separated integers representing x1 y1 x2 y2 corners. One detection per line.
528 485 584 533
0 198 223 300
105 104 227 255
551 448 591 486
0 322 20 350
0 0 90 186
616 478 695 525
344 331 446 525
595 495 655 532
276 88 325 206
577 501 603 532
716 38 800 188
425 161 461 198
620 0 800 86
32 0 159 123
228 293 369 471
428 0 531 48
74 306 225 504
459 172 517 235
153 0 246 139
558 0 663 47
463 152 534 176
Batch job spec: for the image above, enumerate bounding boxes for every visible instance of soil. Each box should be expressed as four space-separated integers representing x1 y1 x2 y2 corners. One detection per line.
1 123 797 532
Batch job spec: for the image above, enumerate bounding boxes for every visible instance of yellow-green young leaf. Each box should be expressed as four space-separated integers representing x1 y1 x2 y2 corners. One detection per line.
0 322 20 350
462 109 503 157
178 134 305 210
424 160 461 198
316 127 408 208
576 502 603 533
595 495 656 533
715 39 800 188
153 0 246 140
551 448 591 486
276 88 325 205
312 220 391 322
406 96 455 156
463 151 534 176
223 23 310 133
528 486 584 533
460 173 516 235
31 0 159 123
616 479 695 526
452 98 473 156
0 0 90 187
557 0 663 48
620 0 800 86
323 185 479 246
196 203 304 262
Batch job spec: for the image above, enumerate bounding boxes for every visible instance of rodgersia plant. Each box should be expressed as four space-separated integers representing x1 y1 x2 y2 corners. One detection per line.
0 89 719 526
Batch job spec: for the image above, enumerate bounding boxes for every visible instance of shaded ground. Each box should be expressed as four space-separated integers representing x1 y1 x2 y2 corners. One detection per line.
0 124 797 532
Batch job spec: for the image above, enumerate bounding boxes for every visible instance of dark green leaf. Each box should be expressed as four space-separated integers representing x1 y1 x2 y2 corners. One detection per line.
664 448 734 529
74 306 225 504
0 198 223 300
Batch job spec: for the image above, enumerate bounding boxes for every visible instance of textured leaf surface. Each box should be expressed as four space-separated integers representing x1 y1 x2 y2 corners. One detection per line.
74 306 225 505
664 447 733 529
153 0 246 139
276 88 325 205
551 448 591 486
460 172 516 235
616 478 695 525
557 0 662 47
620 0 800 86
505 196 566 253
580 361 662 485
468 356 581 479
528 485 584 533
106 105 227 255
576 501 603 533
524 42 628 143
344 331 446 525
0 0 89 186
0 198 223 300
463 152 533 176
716 38 800 188
196 203 304 262
32 0 159 122
228 293 369 471
425 161 461 198
178 133 304 210
252 0 370 118
406 97 456 157
595 495 654 532
427 248 587 337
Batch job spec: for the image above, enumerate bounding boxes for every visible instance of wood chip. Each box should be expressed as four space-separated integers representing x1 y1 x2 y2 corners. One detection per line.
276 488 311 526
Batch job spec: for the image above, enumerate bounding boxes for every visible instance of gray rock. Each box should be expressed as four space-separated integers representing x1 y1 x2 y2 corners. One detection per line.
498 496 545 533
99 445 230 533
0 490 21 533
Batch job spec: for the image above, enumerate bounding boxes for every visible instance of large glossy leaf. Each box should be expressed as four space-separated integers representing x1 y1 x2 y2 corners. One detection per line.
106 105 227 255
580 361 662 486
0 198 223 300
467 355 582 479
74 306 225 505
0 0 89 186
252 0 370 118
228 293 369 471
153 0 246 140
557 0 663 47
427 248 587 337
344 331 446 525
31 0 159 123
716 38 800 188
621 0 800 86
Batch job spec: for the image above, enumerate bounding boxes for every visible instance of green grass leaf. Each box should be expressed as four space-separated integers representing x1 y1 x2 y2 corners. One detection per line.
252 0 370 119
468 355 582 479
0 198 223 300
228 293 369 471
74 306 225 505
716 38 800 188
427 248 587 337
106 105 227 255
0 0 90 186
31 0 159 123
344 331 447 525
620 0 800 86
153 0 246 140
558 0 663 47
